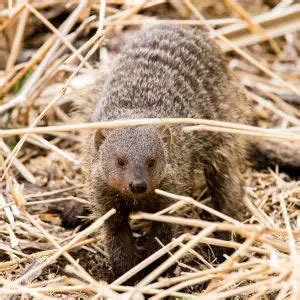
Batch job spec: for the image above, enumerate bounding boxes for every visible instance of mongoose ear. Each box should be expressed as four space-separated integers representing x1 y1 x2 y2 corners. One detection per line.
94 129 107 150
161 126 172 147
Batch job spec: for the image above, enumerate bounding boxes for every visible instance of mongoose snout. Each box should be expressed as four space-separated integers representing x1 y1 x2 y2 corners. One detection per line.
129 180 147 194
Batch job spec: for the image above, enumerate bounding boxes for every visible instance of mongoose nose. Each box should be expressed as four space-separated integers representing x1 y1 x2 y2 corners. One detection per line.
129 181 147 194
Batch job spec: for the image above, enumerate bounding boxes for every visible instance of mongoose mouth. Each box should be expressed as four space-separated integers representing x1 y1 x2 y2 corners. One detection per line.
120 188 155 200
124 178 162 200
109 176 155 200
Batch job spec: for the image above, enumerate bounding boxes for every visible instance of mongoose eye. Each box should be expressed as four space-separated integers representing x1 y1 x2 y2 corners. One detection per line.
147 158 155 168
117 158 126 167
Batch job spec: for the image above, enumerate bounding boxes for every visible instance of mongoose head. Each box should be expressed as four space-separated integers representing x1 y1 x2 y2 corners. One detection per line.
94 126 170 199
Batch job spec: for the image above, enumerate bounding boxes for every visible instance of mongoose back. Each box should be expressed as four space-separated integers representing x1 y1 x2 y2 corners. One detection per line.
85 25 253 281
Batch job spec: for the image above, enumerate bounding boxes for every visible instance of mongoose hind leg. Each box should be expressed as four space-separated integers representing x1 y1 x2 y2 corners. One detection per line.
204 154 247 222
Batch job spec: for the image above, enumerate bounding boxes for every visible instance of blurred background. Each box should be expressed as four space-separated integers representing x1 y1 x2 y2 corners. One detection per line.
0 1 300 298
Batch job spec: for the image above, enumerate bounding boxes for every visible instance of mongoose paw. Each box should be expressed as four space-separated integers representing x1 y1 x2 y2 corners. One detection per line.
60 201 88 228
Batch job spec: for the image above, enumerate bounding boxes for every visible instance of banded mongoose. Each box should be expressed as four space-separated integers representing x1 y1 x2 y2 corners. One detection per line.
84 25 253 280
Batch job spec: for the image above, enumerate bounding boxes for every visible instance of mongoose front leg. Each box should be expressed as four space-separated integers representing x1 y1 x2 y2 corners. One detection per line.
204 157 247 221
103 213 136 281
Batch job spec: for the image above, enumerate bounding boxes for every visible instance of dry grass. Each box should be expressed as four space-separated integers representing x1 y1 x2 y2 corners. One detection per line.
0 0 300 299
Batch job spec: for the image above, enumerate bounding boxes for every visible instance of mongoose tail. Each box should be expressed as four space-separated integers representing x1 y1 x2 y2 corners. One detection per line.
250 139 300 175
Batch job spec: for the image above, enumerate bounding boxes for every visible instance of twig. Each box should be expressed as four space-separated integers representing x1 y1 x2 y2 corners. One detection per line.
24 2 93 71
1 26 104 182
0 0 90 114
155 189 241 225
0 139 36 184
184 0 300 96
131 212 300 242
136 225 216 287
218 4 300 50
98 0 106 32
147 260 262 290
6 6 30 71
27 134 80 165
224 0 281 54
250 92 300 125
2 117 300 142
106 18 238 27
0 235 104 271
24 184 84 199
279 195 300 300
24 211 119 298
112 234 188 285
11 208 115 286
0 4 24 33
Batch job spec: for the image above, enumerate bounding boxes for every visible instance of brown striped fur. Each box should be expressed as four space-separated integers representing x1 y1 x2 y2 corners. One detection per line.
84 25 253 281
